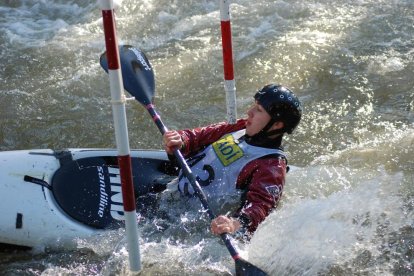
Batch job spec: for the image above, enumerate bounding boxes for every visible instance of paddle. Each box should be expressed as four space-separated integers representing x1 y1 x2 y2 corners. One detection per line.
100 45 267 276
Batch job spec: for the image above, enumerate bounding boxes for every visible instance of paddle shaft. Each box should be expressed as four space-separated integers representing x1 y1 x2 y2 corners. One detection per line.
145 103 240 260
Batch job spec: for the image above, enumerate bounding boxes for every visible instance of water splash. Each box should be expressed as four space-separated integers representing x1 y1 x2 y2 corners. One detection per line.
249 169 411 275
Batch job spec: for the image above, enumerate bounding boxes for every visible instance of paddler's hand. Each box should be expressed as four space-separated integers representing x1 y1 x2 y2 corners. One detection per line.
210 215 241 235
163 130 183 155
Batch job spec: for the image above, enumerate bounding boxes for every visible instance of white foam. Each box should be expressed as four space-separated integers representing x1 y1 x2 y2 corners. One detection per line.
249 169 409 275
367 55 406 75
0 1 94 48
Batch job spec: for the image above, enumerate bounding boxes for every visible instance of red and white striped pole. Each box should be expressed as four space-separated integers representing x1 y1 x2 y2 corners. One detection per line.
220 0 237 124
98 0 141 272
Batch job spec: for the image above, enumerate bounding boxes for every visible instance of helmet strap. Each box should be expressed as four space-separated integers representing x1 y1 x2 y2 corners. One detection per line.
261 119 275 133
245 118 284 143
261 118 286 137
265 128 285 137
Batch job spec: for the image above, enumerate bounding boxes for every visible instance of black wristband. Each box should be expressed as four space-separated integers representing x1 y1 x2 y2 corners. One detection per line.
234 214 251 228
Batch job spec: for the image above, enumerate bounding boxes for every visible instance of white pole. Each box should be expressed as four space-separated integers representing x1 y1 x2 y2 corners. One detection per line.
98 0 141 272
220 0 237 124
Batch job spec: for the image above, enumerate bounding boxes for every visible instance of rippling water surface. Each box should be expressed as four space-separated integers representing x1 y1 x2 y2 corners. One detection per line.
0 0 413 275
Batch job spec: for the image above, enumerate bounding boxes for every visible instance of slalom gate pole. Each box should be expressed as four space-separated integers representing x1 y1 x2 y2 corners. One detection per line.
220 0 237 124
98 0 141 272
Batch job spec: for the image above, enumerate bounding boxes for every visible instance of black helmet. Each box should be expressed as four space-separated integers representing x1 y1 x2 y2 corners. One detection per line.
254 84 302 134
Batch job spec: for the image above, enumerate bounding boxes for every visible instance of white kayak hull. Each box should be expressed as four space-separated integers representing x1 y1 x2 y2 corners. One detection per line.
0 148 171 248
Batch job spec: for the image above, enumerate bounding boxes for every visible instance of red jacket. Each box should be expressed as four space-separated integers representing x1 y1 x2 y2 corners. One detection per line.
178 119 287 234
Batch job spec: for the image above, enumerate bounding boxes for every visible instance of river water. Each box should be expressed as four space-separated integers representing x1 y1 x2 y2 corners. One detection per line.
0 0 413 275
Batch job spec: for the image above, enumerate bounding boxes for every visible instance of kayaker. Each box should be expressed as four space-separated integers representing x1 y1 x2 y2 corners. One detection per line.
162 84 302 238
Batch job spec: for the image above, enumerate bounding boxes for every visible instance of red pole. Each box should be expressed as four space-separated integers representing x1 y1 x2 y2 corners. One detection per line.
220 0 237 124
98 0 141 272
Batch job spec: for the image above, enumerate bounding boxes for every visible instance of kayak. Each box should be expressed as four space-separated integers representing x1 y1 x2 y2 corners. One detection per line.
0 148 176 248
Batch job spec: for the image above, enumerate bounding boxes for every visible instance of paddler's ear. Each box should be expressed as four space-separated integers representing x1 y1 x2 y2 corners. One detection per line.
270 121 284 131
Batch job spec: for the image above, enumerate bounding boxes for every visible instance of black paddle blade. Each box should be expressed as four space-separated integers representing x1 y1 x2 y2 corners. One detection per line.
100 45 155 106
235 258 268 276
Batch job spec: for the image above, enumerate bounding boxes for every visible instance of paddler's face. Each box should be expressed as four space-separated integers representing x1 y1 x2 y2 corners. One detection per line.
245 101 272 136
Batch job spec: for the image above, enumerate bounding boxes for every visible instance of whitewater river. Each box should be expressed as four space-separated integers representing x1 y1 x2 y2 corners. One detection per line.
0 0 413 275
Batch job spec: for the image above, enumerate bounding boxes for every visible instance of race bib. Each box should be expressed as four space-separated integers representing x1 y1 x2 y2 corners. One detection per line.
212 134 244 166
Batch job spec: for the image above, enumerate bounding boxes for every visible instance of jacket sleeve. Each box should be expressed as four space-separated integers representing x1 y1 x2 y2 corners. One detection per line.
234 157 287 234
178 119 246 157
